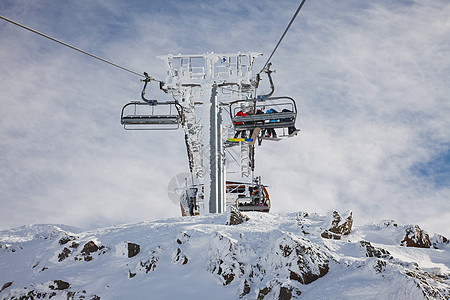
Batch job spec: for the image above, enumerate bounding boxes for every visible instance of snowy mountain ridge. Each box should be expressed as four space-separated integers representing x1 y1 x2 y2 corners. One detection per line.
0 210 449 299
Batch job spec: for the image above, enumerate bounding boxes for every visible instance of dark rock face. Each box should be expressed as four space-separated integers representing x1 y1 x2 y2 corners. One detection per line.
50 280 70 290
360 241 392 259
4 282 100 300
58 247 72 262
401 225 431 248
227 205 250 225
240 279 251 298
82 241 99 255
58 235 78 246
127 242 140 258
173 247 189 265
257 279 302 300
139 255 158 274
57 240 100 262
74 241 108 261
321 211 353 240
1 281 13 293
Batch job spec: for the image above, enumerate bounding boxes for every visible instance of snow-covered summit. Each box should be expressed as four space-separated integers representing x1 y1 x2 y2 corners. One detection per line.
0 211 449 299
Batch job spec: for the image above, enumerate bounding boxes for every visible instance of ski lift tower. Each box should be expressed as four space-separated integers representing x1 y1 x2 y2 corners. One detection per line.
158 52 262 214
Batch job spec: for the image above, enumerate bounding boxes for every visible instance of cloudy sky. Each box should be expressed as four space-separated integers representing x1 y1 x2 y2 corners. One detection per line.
1 0 449 236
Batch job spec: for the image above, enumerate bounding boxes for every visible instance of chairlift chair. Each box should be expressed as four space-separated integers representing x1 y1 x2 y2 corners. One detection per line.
121 101 183 130
230 63 298 137
227 180 271 213
235 184 271 212
120 75 183 130
230 96 297 132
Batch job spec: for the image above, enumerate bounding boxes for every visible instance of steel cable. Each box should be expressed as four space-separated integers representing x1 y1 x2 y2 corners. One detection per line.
259 0 308 74
0 15 153 80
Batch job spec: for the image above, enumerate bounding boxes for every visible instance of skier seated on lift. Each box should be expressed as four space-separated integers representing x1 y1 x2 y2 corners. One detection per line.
264 108 278 138
234 104 253 138
187 187 198 216
251 187 261 206
248 108 264 137
281 108 298 135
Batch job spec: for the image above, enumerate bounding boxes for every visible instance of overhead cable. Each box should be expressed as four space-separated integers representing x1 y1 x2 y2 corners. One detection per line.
259 0 308 74
0 15 154 80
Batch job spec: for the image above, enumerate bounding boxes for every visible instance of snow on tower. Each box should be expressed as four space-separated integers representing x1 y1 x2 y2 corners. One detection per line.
158 52 262 213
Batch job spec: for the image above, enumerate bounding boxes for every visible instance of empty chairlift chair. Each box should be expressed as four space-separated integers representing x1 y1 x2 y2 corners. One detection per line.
120 76 183 130
121 101 183 130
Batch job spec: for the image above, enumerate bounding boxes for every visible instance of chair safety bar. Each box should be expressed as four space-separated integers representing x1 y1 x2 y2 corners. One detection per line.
230 96 297 131
238 205 270 212
121 101 183 130
236 196 271 212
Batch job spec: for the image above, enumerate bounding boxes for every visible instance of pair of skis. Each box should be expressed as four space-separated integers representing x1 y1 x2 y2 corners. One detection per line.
227 128 300 144
227 128 262 145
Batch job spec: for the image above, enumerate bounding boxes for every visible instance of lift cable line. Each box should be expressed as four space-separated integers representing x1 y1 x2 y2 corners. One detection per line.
259 0 308 74
0 15 156 81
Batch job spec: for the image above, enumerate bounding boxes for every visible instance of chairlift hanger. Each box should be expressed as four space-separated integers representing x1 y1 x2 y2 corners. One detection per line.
254 63 275 100
120 78 184 130
229 66 298 133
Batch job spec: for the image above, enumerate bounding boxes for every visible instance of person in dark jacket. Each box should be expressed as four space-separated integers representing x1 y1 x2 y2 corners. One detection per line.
282 108 297 135
187 187 198 216
265 108 278 138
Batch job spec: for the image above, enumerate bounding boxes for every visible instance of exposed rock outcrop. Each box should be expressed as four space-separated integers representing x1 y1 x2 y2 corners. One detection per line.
431 234 449 249
208 231 330 298
58 234 78 246
227 205 250 225
257 279 302 300
127 242 140 258
139 252 159 274
401 225 431 248
321 211 353 239
58 247 72 262
1 282 13 293
360 240 392 259
50 280 70 290
74 240 108 261
173 247 189 265
82 241 99 254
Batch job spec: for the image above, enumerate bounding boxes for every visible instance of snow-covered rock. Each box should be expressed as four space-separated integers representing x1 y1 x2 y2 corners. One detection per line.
0 212 448 299
401 224 432 248
320 210 353 240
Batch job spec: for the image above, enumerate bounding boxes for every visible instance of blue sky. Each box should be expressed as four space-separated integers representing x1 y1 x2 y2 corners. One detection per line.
1 0 449 236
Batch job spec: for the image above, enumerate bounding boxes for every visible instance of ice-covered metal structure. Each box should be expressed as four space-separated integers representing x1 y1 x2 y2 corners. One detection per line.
121 52 299 216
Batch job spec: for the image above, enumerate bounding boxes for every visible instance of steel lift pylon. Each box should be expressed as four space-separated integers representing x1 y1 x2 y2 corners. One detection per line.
158 52 262 214
121 52 299 215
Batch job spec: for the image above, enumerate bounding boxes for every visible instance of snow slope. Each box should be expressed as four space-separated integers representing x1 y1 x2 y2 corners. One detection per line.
0 211 448 299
